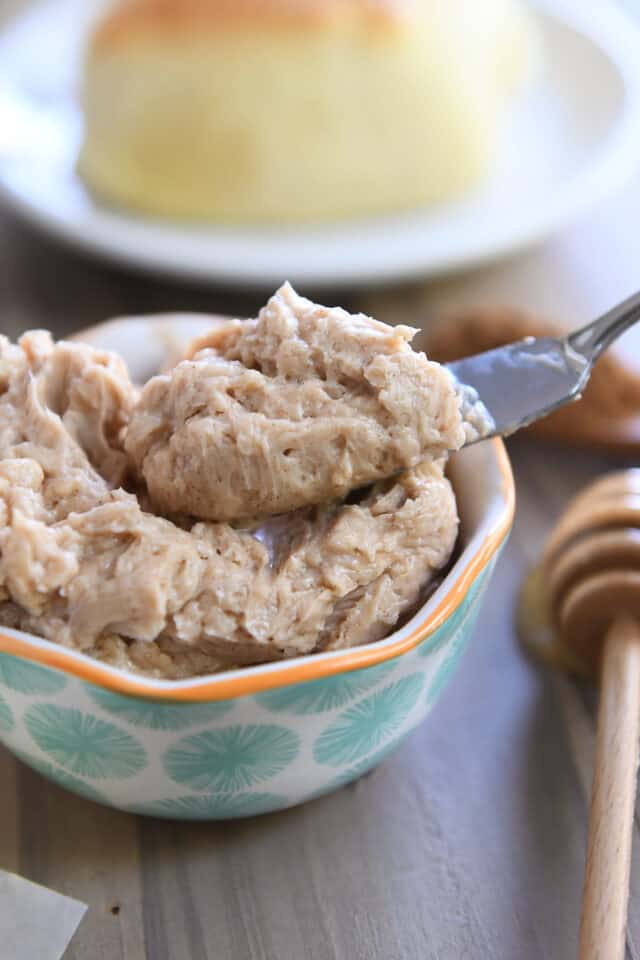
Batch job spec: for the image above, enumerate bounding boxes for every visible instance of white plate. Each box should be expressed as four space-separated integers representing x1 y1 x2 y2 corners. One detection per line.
0 0 639 290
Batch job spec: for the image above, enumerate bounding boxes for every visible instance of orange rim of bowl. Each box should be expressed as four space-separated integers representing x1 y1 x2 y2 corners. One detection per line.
0 439 514 702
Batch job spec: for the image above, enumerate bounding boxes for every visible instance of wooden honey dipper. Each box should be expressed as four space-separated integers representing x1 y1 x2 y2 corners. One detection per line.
520 469 640 959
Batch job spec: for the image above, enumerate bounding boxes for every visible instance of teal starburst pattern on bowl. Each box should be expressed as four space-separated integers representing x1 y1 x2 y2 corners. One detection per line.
418 573 487 659
86 685 233 730
128 791 288 821
426 607 481 708
12 748 107 804
0 692 14 733
313 673 424 767
0 654 67 694
309 738 405 803
329 736 405 791
164 724 300 793
255 661 396 715
24 703 147 779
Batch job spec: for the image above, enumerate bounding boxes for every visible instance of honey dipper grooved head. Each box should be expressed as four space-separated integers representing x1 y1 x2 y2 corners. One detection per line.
542 470 640 678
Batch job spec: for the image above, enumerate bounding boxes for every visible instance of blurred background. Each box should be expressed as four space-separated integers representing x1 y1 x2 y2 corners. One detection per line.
0 0 640 354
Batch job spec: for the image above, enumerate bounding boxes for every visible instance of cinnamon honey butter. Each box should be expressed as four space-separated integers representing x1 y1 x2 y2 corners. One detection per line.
0 287 477 679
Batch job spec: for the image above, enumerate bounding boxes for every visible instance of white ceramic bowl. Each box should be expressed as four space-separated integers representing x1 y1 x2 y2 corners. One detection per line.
0 318 514 819
1 0 639 287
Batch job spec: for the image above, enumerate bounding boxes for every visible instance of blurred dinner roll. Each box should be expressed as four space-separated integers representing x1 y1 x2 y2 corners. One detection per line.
79 0 538 223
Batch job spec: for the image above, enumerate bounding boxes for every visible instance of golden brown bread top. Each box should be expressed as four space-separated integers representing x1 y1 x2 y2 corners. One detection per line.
92 0 416 49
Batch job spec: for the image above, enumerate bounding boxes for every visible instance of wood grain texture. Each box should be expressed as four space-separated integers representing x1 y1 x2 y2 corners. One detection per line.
579 618 640 960
1 2 640 956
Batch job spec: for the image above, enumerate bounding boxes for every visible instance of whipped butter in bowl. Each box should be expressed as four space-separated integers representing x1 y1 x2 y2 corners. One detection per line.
0 287 513 818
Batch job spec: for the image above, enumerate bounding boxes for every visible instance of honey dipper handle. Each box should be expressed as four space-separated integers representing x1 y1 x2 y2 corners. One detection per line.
579 617 640 960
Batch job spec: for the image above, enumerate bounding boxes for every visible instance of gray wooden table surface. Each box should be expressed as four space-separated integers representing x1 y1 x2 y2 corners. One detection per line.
1 2 640 958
